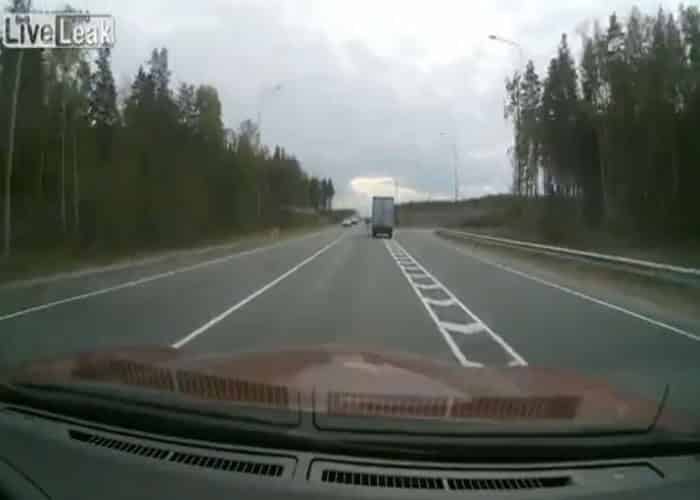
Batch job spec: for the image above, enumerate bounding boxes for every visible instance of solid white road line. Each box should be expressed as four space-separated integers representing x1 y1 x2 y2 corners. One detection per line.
437 237 700 343
172 235 344 348
390 240 528 367
440 321 485 335
1 238 251 291
0 230 332 322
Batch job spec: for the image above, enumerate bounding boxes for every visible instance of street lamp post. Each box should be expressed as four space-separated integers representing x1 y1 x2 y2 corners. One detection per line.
254 83 283 220
440 132 460 202
489 35 528 196
256 83 283 144
488 34 525 69
453 143 459 202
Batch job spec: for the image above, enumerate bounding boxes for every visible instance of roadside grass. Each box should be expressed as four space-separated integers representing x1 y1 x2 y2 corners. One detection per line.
0 222 327 286
437 230 700 326
400 195 700 268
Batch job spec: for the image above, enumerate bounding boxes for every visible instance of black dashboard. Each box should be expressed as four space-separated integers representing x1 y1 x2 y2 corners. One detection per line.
1 404 699 500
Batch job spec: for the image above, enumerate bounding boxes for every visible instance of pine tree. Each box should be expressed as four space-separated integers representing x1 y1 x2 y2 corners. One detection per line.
327 179 335 209
176 83 197 131
309 177 321 211
89 48 118 163
520 61 542 196
194 85 224 149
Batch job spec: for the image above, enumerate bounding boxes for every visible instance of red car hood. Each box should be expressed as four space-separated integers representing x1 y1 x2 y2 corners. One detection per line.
4 345 698 435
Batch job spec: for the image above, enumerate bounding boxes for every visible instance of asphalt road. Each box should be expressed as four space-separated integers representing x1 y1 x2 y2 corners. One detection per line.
1 225 699 417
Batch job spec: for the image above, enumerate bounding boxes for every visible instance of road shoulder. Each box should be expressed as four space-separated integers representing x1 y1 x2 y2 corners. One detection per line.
0 226 329 290
433 229 700 340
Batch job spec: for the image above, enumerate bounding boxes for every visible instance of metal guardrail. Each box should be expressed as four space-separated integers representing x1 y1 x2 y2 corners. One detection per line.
436 228 700 281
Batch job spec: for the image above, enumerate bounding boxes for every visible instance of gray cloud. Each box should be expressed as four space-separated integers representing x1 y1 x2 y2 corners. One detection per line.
41 0 678 208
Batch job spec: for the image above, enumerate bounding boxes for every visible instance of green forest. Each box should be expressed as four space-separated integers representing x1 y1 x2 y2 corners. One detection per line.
505 5 700 240
0 4 335 263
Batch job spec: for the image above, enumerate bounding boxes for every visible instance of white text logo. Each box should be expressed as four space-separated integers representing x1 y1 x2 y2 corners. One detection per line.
1 13 115 49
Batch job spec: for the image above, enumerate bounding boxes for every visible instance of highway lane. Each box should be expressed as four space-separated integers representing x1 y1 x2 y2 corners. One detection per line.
396 229 700 417
2 224 699 418
179 228 459 363
0 228 344 368
0 229 334 318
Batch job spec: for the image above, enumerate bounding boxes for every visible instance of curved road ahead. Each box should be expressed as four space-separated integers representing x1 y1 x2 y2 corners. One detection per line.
1 225 699 416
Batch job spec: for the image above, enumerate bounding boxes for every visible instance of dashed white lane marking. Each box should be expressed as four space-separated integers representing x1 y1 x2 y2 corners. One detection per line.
414 283 442 290
385 239 527 367
437 237 700 343
172 235 344 348
409 275 432 284
406 271 427 277
441 321 486 335
0 230 334 322
423 297 456 307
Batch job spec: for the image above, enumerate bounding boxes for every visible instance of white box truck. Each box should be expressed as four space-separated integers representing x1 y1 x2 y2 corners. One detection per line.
371 196 395 238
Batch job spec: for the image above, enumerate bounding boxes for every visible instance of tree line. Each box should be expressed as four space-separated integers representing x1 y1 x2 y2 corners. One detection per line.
505 4 700 239
1 2 335 259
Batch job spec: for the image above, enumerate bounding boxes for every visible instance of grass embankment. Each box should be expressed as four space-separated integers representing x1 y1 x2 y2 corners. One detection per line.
0 221 329 286
400 195 700 268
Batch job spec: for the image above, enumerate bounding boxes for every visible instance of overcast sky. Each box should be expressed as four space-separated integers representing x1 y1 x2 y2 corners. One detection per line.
41 0 678 212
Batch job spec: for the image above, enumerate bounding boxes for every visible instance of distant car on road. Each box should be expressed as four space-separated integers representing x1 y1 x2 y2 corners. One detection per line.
341 218 352 227
371 196 395 238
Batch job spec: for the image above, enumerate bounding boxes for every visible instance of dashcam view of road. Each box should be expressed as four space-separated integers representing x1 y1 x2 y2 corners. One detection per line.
2 219 700 415
2 1 700 499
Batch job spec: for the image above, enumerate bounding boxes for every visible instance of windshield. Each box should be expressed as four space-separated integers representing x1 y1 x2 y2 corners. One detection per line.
1 0 699 450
